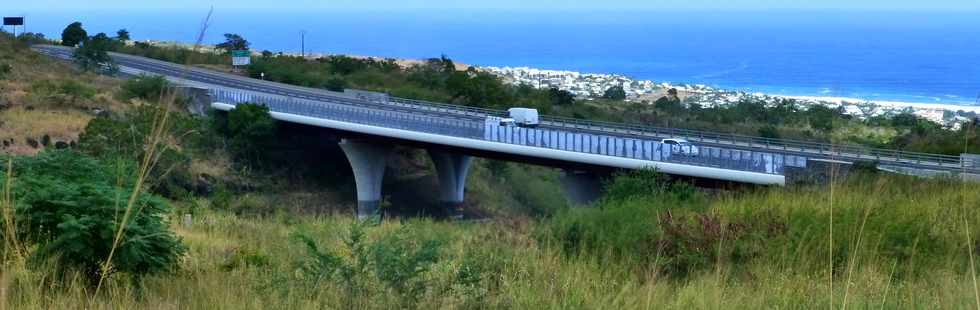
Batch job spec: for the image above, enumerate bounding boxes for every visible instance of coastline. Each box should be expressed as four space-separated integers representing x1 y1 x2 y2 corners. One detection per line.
478 65 980 126
781 95 980 114
135 40 980 124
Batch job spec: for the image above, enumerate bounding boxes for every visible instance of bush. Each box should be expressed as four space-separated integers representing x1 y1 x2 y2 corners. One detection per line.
541 170 717 276
215 103 277 165
500 164 567 217
758 125 781 139
0 63 11 79
120 74 168 100
30 79 97 106
294 221 446 307
602 86 627 100
1 151 185 282
78 105 207 199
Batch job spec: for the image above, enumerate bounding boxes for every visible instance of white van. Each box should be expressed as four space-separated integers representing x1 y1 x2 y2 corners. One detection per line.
507 108 539 128
662 138 700 156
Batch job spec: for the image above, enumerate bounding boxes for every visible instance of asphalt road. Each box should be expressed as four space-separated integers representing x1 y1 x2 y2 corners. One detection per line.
31 45 976 174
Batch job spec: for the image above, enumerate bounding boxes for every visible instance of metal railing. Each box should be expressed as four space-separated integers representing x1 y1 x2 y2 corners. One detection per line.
211 89 798 175
333 88 969 171
44 43 969 173
329 91 974 173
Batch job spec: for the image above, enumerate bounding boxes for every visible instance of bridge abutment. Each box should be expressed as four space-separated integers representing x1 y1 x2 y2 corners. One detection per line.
427 150 472 219
560 170 604 207
339 139 390 220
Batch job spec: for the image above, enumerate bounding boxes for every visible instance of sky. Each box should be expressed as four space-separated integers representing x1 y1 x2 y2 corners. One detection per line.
7 0 980 11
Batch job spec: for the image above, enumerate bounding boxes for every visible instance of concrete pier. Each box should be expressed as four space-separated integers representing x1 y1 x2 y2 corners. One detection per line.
427 150 472 219
339 139 390 219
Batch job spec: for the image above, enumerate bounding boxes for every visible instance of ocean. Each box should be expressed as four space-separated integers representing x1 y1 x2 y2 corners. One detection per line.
8 9 980 105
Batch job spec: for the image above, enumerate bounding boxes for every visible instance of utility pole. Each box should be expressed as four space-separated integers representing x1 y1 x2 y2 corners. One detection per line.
301 30 306 58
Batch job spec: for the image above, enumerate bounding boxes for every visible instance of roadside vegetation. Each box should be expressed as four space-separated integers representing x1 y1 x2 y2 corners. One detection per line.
63 23 978 157
2 23 980 309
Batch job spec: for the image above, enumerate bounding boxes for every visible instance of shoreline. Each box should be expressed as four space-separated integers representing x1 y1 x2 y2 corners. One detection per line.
137 40 980 122
780 95 980 113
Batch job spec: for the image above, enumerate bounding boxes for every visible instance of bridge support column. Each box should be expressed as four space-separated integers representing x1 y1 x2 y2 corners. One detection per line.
560 170 603 207
427 150 472 220
339 139 390 220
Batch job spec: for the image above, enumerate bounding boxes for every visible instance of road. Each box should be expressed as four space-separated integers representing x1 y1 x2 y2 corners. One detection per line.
31 44 977 175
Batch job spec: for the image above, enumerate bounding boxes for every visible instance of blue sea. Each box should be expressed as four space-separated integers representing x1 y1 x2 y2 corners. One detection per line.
8 9 980 105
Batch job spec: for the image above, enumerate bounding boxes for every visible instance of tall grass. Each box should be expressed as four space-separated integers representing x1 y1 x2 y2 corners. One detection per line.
92 7 214 297
963 122 980 309
5 180 980 309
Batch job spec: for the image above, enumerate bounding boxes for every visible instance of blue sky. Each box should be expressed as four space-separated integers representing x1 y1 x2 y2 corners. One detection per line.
8 0 980 10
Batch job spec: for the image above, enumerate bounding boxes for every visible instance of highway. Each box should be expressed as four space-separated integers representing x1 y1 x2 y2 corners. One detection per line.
31 45 978 177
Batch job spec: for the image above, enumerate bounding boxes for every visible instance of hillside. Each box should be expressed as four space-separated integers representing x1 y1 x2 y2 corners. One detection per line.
2 31 980 309
0 37 128 155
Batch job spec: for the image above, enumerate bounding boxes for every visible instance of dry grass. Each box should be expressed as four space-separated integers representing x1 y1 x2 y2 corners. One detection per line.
4 201 980 309
0 106 92 155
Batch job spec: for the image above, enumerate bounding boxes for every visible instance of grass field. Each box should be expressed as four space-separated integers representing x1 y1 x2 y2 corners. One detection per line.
4 172 980 309
3 32 980 309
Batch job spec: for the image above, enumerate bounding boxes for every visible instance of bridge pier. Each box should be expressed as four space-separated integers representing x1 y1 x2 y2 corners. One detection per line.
560 170 604 207
339 139 390 220
427 150 472 219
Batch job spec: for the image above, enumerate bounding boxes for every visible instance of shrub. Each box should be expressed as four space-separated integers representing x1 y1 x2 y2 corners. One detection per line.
0 63 11 79
758 125 781 139
120 74 169 101
501 164 567 217
216 103 277 165
541 170 716 276
368 228 444 298
1 151 185 282
602 86 627 100
324 77 347 92
294 221 447 306
30 79 97 106
78 105 206 199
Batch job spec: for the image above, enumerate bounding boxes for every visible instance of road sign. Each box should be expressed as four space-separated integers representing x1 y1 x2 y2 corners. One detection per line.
3 17 23 26
231 50 250 66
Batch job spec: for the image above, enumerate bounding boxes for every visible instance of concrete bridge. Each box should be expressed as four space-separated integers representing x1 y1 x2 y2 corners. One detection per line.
32 45 979 218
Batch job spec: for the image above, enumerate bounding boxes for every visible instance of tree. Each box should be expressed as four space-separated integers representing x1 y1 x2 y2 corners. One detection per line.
220 103 277 164
806 105 838 132
549 88 575 106
602 86 627 100
216 33 249 52
116 29 130 41
60 22 88 47
857 101 878 119
72 32 118 74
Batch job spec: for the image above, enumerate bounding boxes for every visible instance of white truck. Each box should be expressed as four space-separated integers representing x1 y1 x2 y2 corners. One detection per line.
507 108 539 128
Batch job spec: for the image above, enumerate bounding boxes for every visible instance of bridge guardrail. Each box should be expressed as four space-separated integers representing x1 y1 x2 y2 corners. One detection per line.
369 94 971 172
60 44 967 173
321 86 967 171
211 89 797 175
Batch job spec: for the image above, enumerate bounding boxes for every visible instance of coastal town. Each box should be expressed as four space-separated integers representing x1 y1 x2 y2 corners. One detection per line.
480 66 980 128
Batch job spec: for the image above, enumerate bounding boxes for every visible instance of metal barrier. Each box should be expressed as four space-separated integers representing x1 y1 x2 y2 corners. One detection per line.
41 44 969 172
211 89 798 175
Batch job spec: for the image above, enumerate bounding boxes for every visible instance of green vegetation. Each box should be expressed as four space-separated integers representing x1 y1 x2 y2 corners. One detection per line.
5 166 980 308
93 29 980 156
118 74 168 100
602 85 627 100
213 103 278 165
215 33 249 52
1 151 185 282
115 29 130 41
65 23 119 74
4 26 980 309
60 22 87 47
